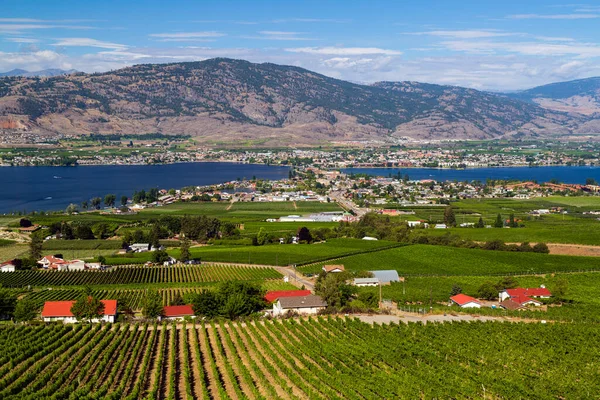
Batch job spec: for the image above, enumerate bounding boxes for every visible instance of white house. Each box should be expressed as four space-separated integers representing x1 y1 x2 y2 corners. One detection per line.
322 264 345 273
130 243 150 253
449 294 481 308
0 260 17 272
434 224 448 229
41 300 118 323
38 255 67 269
58 260 86 271
273 295 327 316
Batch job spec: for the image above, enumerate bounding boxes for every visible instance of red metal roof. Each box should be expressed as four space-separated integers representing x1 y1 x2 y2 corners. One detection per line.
264 290 312 303
41 299 117 317
450 294 480 306
163 305 194 317
505 287 552 298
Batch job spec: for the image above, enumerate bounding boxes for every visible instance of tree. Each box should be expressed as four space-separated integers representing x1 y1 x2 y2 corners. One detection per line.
533 242 550 254
104 194 116 208
152 249 170 264
191 290 221 318
29 233 43 260
90 197 102 210
444 206 456 227
450 284 462 296
81 200 88 210
149 224 161 248
142 290 163 319
71 294 105 323
0 288 17 319
509 214 518 228
93 223 109 239
256 227 269 246
170 293 185 306
297 227 312 243
315 272 356 309
97 255 106 266
179 237 191 262
552 278 568 299
120 195 128 207
75 225 95 240
586 177 598 186
494 214 504 228
66 203 79 215
19 218 32 228
475 217 485 228
477 281 499 300
14 298 37 323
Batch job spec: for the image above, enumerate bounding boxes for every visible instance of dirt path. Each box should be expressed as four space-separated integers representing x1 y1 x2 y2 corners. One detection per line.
357 312 547 325
547 243 600 257
226 199 235 211
293 201 298 210
276 265 315 290
197 326 222 399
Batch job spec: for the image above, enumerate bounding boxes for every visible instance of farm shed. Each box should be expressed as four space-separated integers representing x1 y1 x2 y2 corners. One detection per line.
369 270 400 284
273 295 327 316
449 294 481 308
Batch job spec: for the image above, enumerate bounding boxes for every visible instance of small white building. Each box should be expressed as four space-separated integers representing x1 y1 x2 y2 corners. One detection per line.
130 243 150 252
58 260 86 271
449 294 481 308
354 277 380 287
273 295 327 316
362 236 378 241
0 260 17 272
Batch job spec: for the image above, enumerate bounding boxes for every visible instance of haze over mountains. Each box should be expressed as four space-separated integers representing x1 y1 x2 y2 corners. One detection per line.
0 68 78 78
0 58 599 146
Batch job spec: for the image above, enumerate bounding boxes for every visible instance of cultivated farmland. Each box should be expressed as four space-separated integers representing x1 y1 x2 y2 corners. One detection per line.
0 318 598 399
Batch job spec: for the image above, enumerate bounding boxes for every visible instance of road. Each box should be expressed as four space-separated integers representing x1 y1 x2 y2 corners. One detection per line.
329 191 370 217
276 265 315 290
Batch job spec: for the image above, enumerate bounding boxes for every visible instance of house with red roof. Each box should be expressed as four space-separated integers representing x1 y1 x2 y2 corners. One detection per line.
161 305 195 321
0 260 18 272
41 300 118 323
322 264 345 273
264 290 312 303
449 294 481 308
38 255 68 269
498 286 550 310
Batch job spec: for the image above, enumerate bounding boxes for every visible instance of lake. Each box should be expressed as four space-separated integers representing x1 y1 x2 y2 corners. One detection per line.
342 166 600 184
3 162 289 214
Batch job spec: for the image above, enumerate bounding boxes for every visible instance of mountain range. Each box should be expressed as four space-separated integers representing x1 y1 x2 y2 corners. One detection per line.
0 68 78 78
0 58 599 146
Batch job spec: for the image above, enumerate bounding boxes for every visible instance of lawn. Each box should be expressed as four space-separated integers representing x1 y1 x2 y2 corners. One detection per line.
301 244 600 276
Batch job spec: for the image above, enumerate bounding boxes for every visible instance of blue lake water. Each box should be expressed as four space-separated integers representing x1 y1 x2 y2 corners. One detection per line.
3 162 289 214
342 166 600 185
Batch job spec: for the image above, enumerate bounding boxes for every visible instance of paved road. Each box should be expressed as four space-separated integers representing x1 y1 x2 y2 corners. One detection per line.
276 265 315 290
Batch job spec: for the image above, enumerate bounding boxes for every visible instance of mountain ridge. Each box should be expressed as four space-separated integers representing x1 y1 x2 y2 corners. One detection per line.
0 58 597 145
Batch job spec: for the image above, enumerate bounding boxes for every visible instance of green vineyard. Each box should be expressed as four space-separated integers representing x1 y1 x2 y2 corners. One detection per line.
0 318 597 399
0 265 282 288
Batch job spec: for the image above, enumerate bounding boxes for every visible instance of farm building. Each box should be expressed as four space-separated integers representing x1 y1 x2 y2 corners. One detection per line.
38 255 67 269
161 305 195 321
354 277 380 287
41 300 118 323
499 287 552 302
369 270 400 284
322 264 345 273
450 294 481 308
499 297 542 310
0 260 17 272
264 290 312 303
273 295 327 316
57 260 86 272
130 243 151 252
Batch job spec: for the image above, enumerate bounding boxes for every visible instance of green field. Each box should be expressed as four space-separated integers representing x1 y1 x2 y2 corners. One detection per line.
301 244 600 275
104 238 401 266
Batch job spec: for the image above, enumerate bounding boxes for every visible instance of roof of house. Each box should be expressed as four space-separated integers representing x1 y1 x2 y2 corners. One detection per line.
163 305 194 317
265 290 312 303
0 260 16 267
278 295 327 309
505 287 552 297
39 255 66 264
354 278 380 285
499 298 525 310
370 270 400 283
322 264 345 272
450 294 481 306
41 299 118 318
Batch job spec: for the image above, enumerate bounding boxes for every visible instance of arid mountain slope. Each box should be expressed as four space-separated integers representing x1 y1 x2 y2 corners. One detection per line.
0 58 594 145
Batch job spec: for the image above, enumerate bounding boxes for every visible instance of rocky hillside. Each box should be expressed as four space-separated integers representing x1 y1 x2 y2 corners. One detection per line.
0 58 594 145
507 77 600 116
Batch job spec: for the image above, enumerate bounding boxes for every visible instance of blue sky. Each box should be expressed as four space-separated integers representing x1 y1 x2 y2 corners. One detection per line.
2 0 600 90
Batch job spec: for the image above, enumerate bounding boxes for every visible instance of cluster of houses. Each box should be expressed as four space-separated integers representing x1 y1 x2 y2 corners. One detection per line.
449 286 552 310
37 255 101 271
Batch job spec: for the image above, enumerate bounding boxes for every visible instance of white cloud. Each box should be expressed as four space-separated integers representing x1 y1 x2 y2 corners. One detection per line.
149 32 225 42
52 38 128 50
271 18 350 23
440 40 600 58
4 37 40 43
244 31 316 41
285 46 402 55
407 30 517 39
0 23 93 33
508 13 599 19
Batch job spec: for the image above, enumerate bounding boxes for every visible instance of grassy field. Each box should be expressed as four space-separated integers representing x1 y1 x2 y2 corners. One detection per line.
0 244 28 261
104 238 400 266
301 244 600 275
